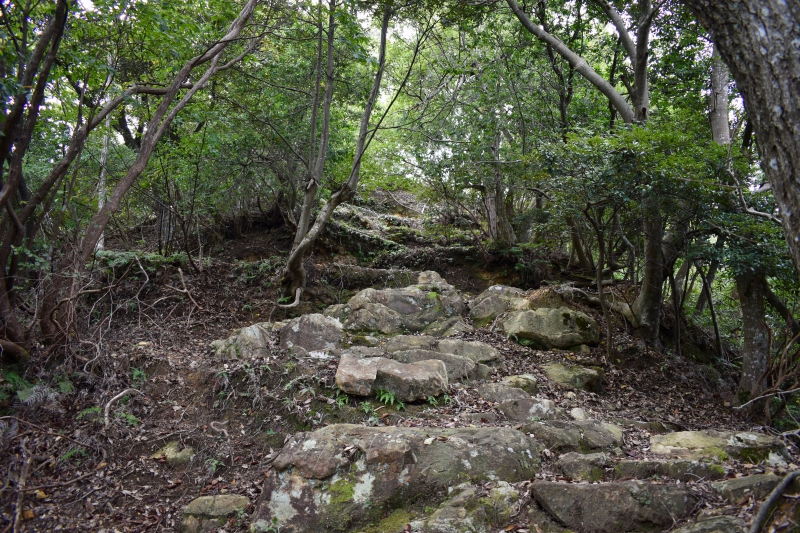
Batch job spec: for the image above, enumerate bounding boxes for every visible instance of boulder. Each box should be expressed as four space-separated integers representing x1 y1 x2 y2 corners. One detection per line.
650 430 788 463
499 398 559 422
336 355 448 402
344 302 403 334
419 482 519 533
525 420 624 453
532 480 696 533
151 441 194 468
544 363 603 392
251 424 542 532
339 279 464 334
425 316 475 337
210 322 275 358
671 516 745 533
614 459 727 482
556 452 609 481
500 374 539 394
181 494 249 533
469 285 530 327
712 473 781 502
385 335 438 352
501 308 599 349
569 407 589 421
437 339 500 364
335 354 381 396
387 349 476 381
279 313 343 355
373 358 449 402
478 383 531 403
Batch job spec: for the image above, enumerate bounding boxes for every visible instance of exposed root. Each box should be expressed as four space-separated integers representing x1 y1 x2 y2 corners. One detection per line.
104 389 141 428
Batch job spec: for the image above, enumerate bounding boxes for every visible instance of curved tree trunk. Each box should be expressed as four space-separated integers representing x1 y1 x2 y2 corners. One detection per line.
682 0 800 283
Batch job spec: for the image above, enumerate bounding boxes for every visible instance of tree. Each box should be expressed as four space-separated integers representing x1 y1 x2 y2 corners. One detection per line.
681 0 800 282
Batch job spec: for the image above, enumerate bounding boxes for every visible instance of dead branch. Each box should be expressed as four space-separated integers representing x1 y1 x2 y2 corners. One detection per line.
104 389 141 428
749 471 800 533
164 268 204 311
12 438 31 533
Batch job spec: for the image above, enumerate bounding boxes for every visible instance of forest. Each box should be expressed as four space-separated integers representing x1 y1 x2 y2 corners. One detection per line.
0 0 799 532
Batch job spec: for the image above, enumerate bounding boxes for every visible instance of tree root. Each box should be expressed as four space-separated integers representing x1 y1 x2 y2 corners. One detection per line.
104 389 141 428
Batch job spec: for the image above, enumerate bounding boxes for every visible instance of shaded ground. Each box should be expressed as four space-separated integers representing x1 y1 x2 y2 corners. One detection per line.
1 202 795 533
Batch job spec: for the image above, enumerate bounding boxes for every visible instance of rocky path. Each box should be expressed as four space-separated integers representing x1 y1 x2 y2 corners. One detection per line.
172 271 800 533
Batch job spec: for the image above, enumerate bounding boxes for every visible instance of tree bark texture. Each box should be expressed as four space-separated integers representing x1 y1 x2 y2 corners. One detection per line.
709 45 731 145
735 271 770 402
682 0 800 281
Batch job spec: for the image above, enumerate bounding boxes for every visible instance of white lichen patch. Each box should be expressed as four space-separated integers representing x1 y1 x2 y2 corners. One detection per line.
301 439 318 451
353 472 375 503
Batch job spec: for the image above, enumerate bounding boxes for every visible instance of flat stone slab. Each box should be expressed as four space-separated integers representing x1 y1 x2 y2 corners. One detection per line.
532 480 696 533
650 430 787 463
335 355 448 402
499 398 559 422
524 420 624 453
500 374 539 394
252 424 541 532
182 494 249 533
712 473 781 502
385 336 500 365
556 452 609 481
544 363 603 392
671 516 745 533
387 349 476 381
478 383 531 403
614 459 727 482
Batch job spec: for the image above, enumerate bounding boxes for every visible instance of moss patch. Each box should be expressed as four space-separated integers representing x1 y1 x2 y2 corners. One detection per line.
357 509 414 533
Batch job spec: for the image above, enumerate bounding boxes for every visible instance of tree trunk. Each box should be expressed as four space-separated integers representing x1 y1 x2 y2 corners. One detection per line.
735 271 770 403
632 198 664 344
682 0 800 283
709 45 731 145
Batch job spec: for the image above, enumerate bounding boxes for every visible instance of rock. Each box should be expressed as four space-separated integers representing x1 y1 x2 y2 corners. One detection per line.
335 355 448 401
500 374 539 394
475 364 492 380
150 441 194 468
569 407 589 421
340 281 465 334
373 358 449 402
335 354 381 396
469 285 529 326
712 473 781 502
650 430 788 463
279 313 343 354
525 420 624 453
478 383 531 403
388 349 476 381
421 482 519 533
210 322 274 358
532 480 696 533
462 412 499 424
252 424 541 532
426 316 475 337
385 335 437 352
181 494 249 533
670 516 745 533
556 452 609 481
499 398 558 422
501 308 599 349
385 336 499 365
344 302 403 334
437 339 500 364
614 460 727 482
543 363 603 392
